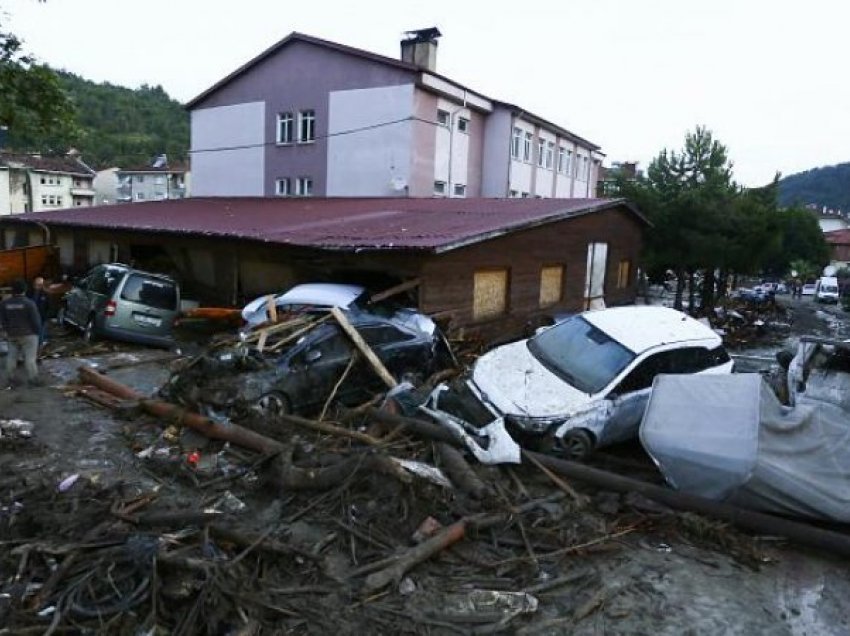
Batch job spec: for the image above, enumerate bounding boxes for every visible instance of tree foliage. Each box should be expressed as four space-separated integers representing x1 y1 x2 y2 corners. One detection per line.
0 16 76 145
618 127 829 312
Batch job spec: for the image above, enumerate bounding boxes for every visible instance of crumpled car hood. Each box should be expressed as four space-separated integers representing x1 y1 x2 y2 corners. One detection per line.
471 340 590 418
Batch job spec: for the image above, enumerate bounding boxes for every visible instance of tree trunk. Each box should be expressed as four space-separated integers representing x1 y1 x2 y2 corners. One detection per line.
717 270 729 301
701 268 716 313
674 268 685 311
687 270 696 315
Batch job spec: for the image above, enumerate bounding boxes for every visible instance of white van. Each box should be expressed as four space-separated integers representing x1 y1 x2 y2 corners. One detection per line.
814 276 840 304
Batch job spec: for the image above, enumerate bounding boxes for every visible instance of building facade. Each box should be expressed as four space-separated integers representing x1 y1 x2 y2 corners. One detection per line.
187 31 603 199
0 153 95 215
115 156 189 203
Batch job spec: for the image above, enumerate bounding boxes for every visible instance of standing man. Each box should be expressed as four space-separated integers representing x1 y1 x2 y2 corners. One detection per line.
0 280 42 388
28 276 49 348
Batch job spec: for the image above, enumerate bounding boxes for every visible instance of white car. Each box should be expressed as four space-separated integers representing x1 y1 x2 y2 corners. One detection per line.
801 283 817 296
241 283 367 328
468 306 733 459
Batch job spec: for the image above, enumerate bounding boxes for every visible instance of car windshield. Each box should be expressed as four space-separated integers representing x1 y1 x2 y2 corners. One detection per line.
822 285 838 293
120 274 178 311
527 316 636 394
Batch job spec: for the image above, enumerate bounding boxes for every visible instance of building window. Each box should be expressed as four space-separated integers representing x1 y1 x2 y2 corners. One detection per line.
296 177 313 196
434 181 447 196
75 200 82 206
437 109 450 126
276 178 291 196
617 259 631 289
41 195 47 206
523 132 532 162
298 110 315 143
557 146 566 173
457 117 469 133
509 189 519 198
136 175 144 183
56 196 63 207
511 127 522 159
521 191 530 198
473 269 509 321
566 150 573 176
453 184 466 197
135 192 145 201
545 142 555 169
277 112 294 144
40 177 46 185
537 138 545 167
539 265 564 307
583 156 590 180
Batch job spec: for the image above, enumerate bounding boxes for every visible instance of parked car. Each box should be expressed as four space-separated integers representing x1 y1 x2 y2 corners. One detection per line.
801 282 817 296
61 263 180 348
174 309 449 417
462 306 733 460
241 283 367 328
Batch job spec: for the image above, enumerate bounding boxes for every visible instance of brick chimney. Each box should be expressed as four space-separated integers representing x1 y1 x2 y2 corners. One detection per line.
400 27 441 72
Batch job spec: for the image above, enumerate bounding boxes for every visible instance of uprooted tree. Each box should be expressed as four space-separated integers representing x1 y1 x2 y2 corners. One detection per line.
618 126 829 312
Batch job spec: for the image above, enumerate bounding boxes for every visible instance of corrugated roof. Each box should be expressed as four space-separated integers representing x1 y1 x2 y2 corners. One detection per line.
0 152 94 176
825 229 850 245
3 197 645 253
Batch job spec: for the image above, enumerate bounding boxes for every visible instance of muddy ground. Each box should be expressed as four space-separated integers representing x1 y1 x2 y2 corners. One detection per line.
1 296 849 635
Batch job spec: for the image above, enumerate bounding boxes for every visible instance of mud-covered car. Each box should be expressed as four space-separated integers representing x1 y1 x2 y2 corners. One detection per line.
460 306 733 459
241 283 367 329
164 309 449 417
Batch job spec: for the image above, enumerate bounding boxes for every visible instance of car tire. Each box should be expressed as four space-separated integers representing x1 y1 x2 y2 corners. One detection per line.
256 392 291 419
83 315 98 343
558 429 594 461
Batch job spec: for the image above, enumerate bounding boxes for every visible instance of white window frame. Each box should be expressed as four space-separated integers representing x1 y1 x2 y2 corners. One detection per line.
277 112 294 144
557 146 566 173
509 189 519 198
453 183 467 197
437 110 450 126
565 150 573 177
298 110 316 143
457 117 469 134
537 138 545 167
521 191 530 198
136 175 145 183
276 178 291 196
511 127 522 159
545 141 555 170
523 132 532 162
434 180 447 196
296 176 313 196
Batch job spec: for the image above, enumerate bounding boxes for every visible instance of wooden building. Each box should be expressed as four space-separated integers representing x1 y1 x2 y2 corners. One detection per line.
0 197 648 340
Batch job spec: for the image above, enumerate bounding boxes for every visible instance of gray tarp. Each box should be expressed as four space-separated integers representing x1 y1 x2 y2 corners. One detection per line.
640 373 850 522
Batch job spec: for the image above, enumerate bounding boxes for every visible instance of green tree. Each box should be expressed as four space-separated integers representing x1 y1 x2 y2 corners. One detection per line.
0 16 76 147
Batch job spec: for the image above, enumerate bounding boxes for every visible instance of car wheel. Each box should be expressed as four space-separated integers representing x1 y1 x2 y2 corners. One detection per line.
256 392 291 419
558 429 594 461
83 316 98 343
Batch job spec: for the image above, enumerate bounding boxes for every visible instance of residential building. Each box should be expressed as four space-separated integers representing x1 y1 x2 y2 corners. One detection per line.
115 155 190 203
187 29 603 199
93 167 120 205
824 229 850 270
0 197 646 340
597 161 642 197
807 204 850 233
0 152 95 215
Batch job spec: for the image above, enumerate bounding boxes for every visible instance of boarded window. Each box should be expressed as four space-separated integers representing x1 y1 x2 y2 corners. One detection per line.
539 265 564 307
473 269 509 320
617 259 631 289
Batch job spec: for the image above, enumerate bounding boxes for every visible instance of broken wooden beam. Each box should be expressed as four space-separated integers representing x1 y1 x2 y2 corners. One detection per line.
368 278 421 304
331 306 397 389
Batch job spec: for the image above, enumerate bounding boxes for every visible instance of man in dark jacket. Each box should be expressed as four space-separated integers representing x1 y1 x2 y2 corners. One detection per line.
28 276 49 347
1 279 42 387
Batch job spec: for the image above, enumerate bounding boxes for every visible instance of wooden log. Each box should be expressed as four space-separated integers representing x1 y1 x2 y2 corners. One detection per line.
361 520 467 594
78 366 285 455
266 293 278 324
368 278 421 304
525 451 850 558
436 442 490 499
331 306 397 389
362 407 460 446
278 413 382 447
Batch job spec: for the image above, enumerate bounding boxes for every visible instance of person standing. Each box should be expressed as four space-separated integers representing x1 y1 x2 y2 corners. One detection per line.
0 279 42 388
28 276 49 347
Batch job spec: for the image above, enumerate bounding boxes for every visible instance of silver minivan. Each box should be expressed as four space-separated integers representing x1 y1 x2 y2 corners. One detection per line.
62 263 180 348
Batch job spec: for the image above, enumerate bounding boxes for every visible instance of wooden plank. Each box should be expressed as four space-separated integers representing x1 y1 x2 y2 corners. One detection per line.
330 306 397 389
266 293 278 324
368 277 421 304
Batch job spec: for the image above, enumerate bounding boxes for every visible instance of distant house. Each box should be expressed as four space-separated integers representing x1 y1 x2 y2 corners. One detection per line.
0 197 647 340
115 155 190 203
824 229 850 270
93 167 120 206
186 29 603 199
597 161 641 198
808 204 850 233
0 152 95 215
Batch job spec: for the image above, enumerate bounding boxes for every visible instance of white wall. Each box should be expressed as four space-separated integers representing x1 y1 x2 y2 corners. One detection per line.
191 101 266 196
820 218 849 233
0 171 10 215
432 97 471 196
480 108 512 196
326 84 414 196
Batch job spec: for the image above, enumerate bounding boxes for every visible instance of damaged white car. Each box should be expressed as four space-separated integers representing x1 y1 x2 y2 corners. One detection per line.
467 306 733 460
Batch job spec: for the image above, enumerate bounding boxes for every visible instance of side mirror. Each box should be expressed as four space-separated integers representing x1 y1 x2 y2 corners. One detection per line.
305 349 322 363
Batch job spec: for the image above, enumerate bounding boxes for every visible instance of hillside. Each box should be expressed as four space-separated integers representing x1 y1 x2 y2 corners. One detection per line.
778 162 850 212
6 70 189 169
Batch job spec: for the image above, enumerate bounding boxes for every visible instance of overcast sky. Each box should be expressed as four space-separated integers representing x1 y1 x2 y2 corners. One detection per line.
3 0 847 186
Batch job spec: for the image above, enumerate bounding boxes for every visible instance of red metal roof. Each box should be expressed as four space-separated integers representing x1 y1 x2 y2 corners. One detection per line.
4 197 645 253
825 229 850 245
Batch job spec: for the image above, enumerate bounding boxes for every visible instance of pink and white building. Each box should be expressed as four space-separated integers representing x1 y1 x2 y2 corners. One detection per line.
187 29 603 199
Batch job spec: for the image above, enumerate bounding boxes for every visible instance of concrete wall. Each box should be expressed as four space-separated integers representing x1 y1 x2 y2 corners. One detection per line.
326 84 415 196
191 101 266 196
480 107 512 197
